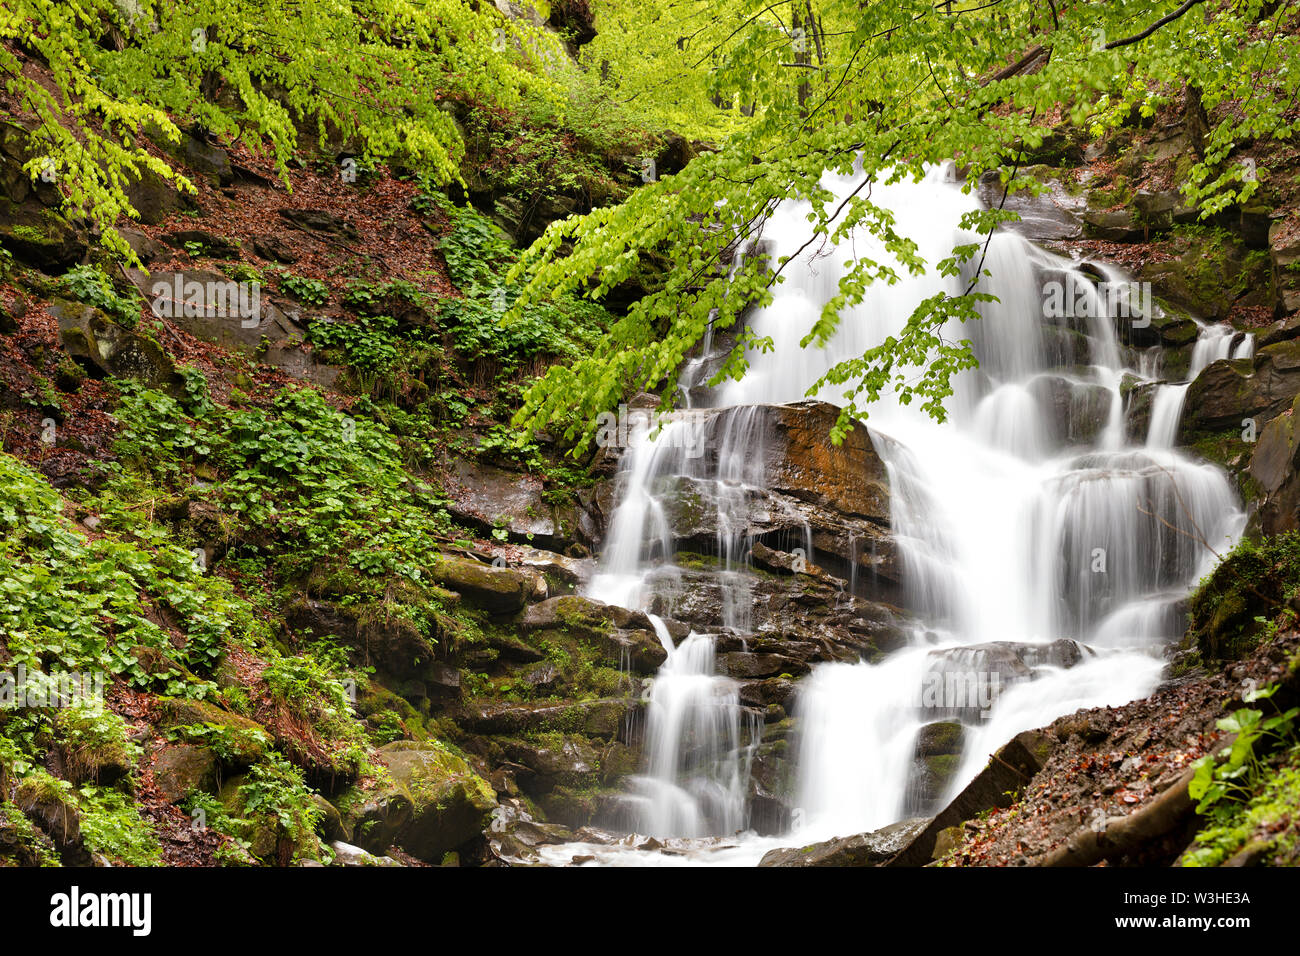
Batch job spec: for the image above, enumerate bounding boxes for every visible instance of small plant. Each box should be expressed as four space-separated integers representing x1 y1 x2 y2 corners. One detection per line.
61 264 141 327
277 271 330 306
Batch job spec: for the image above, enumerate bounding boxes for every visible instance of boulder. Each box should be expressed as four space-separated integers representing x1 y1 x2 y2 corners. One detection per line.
445 459 583 551
1179 342 1300 440
887 729 1057 866
153 697 270 765
429 555 530 613
758 817 931 867
329 840 402 867
716 652 808 680
124 165 195 224
252 234 298 264
977 170 1086 241
51 302 174 386
517 595 668 672
1248 393 1300 534
461 699 638 740
125 268 299 352
116 227 169 265
151 743 219 803
0 126 87 270
1083 208 1142 242
374 741 497 862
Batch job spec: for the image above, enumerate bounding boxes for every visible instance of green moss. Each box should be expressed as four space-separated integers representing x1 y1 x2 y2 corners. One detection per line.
1183 744 1300 867
1186 532 1300 662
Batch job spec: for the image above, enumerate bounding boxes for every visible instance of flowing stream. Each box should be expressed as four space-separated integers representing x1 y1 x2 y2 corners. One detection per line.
543 166 1247 866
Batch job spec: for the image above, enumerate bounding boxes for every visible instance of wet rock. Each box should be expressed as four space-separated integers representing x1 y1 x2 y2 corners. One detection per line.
500 736 604 791
915 720 965 757
517 595 668 671
1028 375 1114 447
329 840 402 866
907 721 966 813
1248 392 1300 534
445 459 582 550
716 652 808 680
758 817 931 867
977 170 1086 241
341 782 413 855
487 811 575 865
887 729 1057 866
461 699 639 741
1179 342 1300 440
510 546 595 591
738 677 797 709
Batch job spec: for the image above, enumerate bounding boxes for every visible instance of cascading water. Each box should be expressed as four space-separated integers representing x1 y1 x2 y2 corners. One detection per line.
561 164 1247 863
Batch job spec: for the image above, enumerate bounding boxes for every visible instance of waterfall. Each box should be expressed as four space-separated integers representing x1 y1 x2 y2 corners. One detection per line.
581 164 1245 855
615 629 760 838
1147 323 1256 448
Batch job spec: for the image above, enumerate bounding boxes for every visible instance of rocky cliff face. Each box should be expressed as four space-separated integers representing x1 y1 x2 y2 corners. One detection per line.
4 64 1300 870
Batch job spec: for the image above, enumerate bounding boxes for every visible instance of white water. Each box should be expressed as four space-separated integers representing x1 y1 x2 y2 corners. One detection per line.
572 164 1245 863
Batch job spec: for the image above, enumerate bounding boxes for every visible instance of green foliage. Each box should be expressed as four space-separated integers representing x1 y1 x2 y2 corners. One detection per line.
235 754 325 862
1187 532 1300 662
112 382 454 583
508 0 1300 448
277 272 330 307
166 722 270 763
76 785 164 865
341 278 424 315
423 198 609 374
1185 683 1300 866
0 451 234 686
61 265 142 328
309 315 402 376
2 0 566 261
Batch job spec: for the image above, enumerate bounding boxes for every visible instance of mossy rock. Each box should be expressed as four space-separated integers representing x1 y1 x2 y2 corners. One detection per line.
49 301 174 387
429 555 530 614
374 740 497 862
152 743 219 804
914 720 964 757
155 697 270 764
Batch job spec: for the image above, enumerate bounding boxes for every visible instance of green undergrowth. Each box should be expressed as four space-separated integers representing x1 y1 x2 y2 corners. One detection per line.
419 192 610 374
1185 532 1300 666
110 378 455 584
1184 683 1300 867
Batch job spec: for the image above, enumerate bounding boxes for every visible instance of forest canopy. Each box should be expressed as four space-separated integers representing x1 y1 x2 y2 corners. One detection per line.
4 0 1298 444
